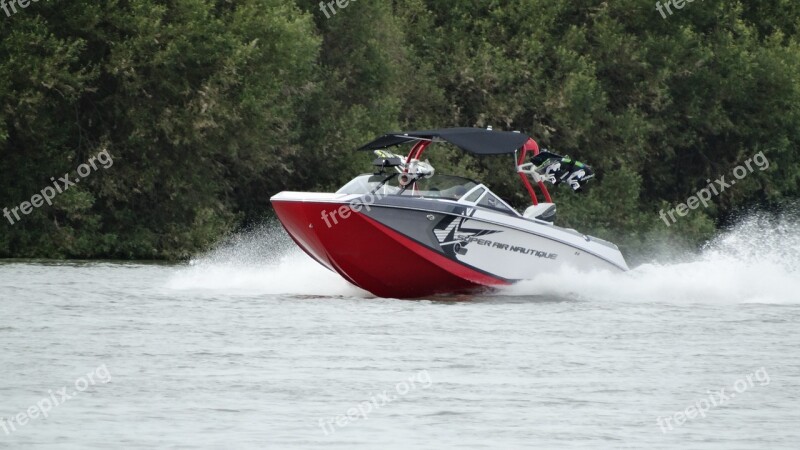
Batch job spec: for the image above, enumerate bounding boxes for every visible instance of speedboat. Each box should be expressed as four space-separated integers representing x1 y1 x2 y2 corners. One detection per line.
271 128 628 298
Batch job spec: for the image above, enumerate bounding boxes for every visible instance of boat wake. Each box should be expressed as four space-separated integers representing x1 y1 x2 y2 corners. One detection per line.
168 211 798 304
165 223 367 297
503 210 800 304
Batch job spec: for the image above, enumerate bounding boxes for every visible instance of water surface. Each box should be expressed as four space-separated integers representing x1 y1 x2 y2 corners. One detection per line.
1 214 799 449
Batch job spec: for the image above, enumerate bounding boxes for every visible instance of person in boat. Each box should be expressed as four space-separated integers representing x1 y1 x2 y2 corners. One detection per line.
531 151 595 192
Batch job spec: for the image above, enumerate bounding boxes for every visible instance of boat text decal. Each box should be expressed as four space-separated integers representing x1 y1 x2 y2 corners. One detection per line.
432 217 558 260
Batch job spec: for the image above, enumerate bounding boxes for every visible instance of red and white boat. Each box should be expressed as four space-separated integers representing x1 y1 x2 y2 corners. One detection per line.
271 128 628 298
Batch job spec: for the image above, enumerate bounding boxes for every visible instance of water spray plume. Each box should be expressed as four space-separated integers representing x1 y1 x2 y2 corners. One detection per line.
167 223 367 297
504 210 800 304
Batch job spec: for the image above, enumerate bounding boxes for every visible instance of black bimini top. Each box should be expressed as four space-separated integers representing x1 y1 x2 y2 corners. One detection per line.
358 128 530 155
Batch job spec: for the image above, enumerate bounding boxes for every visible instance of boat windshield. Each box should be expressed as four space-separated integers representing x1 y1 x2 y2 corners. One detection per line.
337 174 479 200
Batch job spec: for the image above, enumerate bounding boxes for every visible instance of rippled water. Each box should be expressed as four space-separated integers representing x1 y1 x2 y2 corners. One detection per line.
1 213 799 449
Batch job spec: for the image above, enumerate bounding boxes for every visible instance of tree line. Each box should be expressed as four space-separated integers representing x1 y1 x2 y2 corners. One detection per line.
1 0 798 262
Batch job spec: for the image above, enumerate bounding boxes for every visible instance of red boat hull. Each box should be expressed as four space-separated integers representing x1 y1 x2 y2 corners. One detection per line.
271 200 509 298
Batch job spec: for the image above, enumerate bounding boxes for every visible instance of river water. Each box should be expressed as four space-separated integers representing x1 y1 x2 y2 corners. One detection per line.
1 213 799 449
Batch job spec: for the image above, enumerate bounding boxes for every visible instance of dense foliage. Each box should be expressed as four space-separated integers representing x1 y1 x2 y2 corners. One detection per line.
1 0 798 262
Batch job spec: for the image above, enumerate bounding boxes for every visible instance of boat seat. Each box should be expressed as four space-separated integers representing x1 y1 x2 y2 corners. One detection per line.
523 203 557 223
